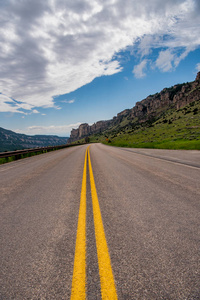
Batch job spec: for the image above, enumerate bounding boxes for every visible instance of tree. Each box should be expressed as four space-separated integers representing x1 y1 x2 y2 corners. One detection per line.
85 136 90 143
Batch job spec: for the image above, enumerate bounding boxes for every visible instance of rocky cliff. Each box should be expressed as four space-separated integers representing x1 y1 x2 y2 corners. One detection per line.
68 72 200 142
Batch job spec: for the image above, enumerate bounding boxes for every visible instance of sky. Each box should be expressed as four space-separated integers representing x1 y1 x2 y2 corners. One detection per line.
0 0 200 137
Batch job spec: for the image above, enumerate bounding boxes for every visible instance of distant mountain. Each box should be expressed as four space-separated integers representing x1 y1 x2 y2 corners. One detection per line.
68 72 200 143
0 127 69 152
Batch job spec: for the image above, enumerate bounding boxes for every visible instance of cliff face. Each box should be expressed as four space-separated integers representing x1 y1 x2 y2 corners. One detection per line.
68 72 200 142
69 120 112 142
130 72 200 121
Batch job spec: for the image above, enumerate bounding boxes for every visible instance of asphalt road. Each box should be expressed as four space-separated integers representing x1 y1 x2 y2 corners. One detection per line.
0 144 199 299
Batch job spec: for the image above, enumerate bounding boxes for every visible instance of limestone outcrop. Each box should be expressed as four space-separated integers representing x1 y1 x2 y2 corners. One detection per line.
68 72 200 143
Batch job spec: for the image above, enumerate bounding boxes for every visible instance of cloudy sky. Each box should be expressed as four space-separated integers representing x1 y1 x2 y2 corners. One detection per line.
0 0 200 136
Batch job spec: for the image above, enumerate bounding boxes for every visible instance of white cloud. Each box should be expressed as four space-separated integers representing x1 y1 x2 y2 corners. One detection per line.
0 0 200 111
174 48 192 67
67 100 75 104
155 49 175 72
0 93 42 114
0 94 24 113
196 63 200 72
137 35 157 57
32 109 39 113
133 60 148 78
62 99 75 104
15 122 82 136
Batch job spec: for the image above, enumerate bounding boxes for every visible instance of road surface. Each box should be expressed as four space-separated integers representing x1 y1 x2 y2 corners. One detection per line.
0 144 199 299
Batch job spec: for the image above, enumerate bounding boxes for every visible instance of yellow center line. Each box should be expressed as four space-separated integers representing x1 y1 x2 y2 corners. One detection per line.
88 147 118 300
70 148 88 300
70 146 118 299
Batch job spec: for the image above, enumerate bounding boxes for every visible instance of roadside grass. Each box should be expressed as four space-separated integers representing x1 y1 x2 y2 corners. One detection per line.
90 100 200 150
102 139 200 150
0 156 16 164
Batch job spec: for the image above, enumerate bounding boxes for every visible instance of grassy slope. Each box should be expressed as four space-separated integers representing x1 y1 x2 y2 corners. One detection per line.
87 100 200 150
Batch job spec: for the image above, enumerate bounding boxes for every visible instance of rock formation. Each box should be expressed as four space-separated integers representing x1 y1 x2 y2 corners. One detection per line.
68 72 200 143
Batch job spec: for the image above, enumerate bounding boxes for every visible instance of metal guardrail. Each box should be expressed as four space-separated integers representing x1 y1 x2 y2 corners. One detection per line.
0 144 75 159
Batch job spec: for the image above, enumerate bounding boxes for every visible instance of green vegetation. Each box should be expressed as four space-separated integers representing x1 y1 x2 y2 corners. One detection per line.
0 149 50 165
88 100 200 150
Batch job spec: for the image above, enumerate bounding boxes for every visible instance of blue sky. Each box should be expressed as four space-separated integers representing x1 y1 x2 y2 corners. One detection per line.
0 0 200 137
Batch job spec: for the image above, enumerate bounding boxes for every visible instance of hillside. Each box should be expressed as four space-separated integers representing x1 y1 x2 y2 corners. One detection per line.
91 100 200 149
68 72 200 149
0 127 69 152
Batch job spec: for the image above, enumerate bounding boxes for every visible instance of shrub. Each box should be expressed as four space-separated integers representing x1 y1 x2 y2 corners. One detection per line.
193 108 198 115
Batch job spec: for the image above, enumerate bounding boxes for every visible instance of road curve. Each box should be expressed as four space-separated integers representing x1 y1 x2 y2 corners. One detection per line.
0 144 199 299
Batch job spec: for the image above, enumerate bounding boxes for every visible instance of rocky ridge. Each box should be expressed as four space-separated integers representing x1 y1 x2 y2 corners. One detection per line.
0 127 69 152
68 72 200 143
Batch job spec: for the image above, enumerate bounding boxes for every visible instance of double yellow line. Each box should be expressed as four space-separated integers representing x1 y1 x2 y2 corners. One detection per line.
70 146 118 300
